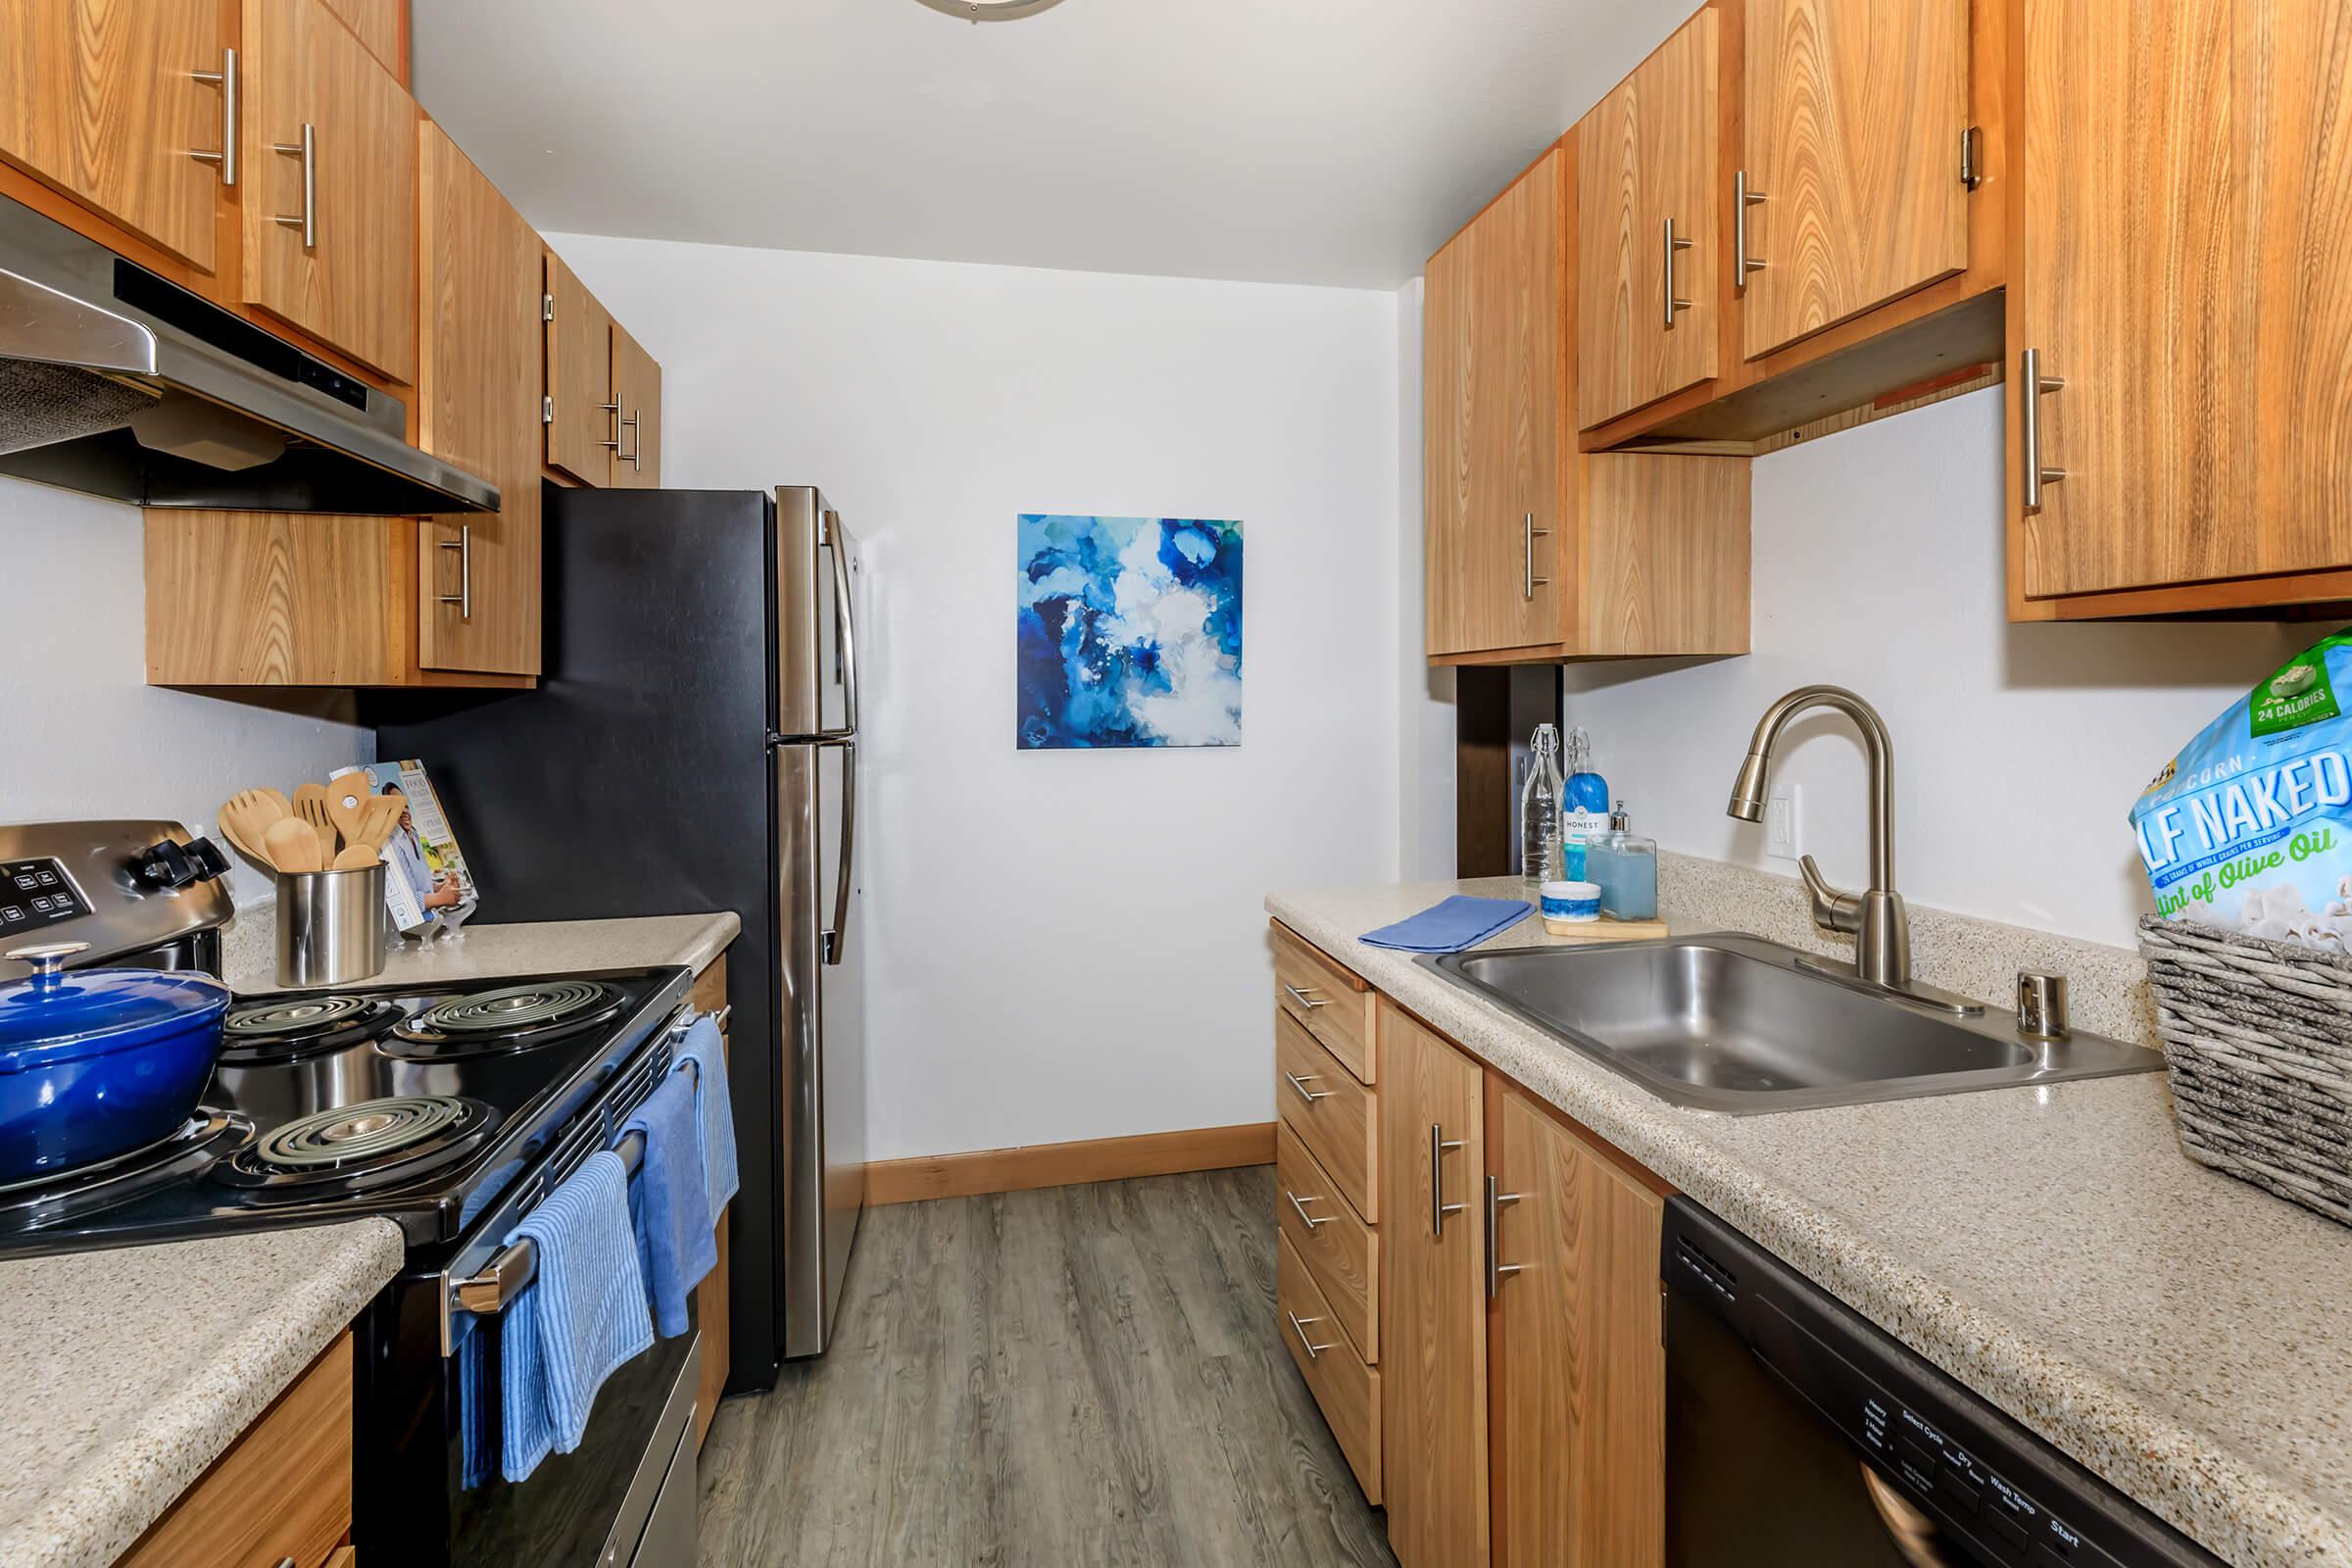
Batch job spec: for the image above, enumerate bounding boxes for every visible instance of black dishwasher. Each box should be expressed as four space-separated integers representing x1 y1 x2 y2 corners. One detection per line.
1662 1198 2224 1568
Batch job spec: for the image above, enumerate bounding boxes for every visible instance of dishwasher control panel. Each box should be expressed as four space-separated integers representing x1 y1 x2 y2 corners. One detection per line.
0 858 89 935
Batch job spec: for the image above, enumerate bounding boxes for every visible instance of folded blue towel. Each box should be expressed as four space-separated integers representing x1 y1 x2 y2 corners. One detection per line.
499 1150 654 1483
458 1318 494 1490
623 1068 716 1339
675 1015 739 1217
1358 895 1532 954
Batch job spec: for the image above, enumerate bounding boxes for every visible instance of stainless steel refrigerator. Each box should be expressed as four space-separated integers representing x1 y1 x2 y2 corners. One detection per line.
374 484 865 1387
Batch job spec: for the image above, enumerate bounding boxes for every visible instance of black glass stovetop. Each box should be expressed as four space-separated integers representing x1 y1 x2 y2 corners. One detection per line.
0 964 692 1260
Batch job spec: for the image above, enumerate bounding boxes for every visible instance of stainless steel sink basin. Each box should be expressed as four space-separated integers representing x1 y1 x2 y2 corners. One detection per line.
1419 933 2163 1114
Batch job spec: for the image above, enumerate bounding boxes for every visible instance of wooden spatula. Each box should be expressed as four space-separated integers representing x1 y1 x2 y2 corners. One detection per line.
332 843 381 870
293 782 339 853
263 816 324 874
217 789 286 865
356 795 404 850
326 777 370 847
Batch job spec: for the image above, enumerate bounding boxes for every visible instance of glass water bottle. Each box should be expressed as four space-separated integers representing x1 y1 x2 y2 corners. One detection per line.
1521 723 1564 883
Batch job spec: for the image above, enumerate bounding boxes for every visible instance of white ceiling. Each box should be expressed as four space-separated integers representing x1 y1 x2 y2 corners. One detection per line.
409 0 1683 290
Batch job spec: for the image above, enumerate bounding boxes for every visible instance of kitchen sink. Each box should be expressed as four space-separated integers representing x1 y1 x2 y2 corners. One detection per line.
1419 933 2163 1114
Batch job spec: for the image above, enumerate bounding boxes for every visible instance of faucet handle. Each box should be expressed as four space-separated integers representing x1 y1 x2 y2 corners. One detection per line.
2016 970 2071 1040
1798 856 1863 935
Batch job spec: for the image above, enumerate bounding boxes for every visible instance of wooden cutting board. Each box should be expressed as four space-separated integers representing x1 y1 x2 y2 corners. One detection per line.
1541 916 1671 942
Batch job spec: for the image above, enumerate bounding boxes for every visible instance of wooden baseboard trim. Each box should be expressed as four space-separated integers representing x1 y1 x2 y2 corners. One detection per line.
865 1121 1277 1206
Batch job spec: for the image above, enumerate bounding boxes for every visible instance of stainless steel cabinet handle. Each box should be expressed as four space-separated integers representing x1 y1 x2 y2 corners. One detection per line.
189 47 237 186
2021 348 2068 513
620 410 643 469
1485 1176 1524 1298
1287 1310 1334 1360
1429 1122 1466 1236
1735 171 1767 288
437 525 472 620
1522 512 1551 600
599 398 622 451
273 1557 296 1568
271 123 315 247
1286 1188 1330 1230
1281 982 1330 1010
1283 1070 1333 1104
1663 217 1693 327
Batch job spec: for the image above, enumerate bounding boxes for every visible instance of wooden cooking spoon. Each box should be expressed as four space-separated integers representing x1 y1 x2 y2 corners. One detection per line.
332 843 381 870
217 789 286 864
356 795 404 850
263 816 324 874
292 782 339 853
325 777 370 847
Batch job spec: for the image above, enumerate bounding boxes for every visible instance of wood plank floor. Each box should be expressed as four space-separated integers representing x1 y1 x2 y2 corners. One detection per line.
697 1166 1397 1567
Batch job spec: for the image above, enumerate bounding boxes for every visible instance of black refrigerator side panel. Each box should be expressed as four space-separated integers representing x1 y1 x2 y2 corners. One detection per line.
373 484 786 1392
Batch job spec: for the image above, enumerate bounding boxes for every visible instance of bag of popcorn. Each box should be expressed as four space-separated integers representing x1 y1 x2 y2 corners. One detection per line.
2132 629 2352 952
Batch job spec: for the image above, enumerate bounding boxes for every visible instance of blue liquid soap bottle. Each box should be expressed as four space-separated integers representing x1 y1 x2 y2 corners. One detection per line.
1558 726 1610 880
1592 801 1659 922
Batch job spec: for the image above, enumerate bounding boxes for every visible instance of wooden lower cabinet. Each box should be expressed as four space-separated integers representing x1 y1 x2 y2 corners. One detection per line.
1379 1003 1492 1568
117 1332 354 1568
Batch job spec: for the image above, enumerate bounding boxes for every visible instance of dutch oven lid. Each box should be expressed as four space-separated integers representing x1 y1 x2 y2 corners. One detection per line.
0 942 230 1067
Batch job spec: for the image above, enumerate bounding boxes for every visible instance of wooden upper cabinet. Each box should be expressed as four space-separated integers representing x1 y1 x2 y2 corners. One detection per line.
1739 0 1969 360
241 0 417 383
0 0 228 271
1423 214 1482 657
612 322 663 489
1378 1004 1489 1568
1485 155 1566 655
2017 0 2352 604
417 120 540 676
545 249 620 485
1493 1090 1666 1568
1576 8 1719 430
318 0 405 79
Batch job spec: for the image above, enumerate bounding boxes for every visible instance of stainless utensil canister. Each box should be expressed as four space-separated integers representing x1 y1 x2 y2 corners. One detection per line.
275 863 388 987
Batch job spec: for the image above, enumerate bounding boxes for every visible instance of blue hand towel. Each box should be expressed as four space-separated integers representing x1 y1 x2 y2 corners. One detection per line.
674 1015 740 1217
1358 895 1532 954
456 1156 525 1491
499 1150 654 1483
623 1068 716 1339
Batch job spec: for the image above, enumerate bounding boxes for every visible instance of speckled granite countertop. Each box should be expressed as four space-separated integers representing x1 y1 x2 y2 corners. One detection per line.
1269 871 2352 1568
0 1220 402 1568
224 910 741 994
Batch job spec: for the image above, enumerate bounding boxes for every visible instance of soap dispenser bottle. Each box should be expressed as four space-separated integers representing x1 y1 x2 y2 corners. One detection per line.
1559 726 1610 880
1592 800 1658 921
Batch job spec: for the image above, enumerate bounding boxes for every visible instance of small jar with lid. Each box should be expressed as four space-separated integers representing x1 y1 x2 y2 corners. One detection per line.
1589 801 1658 922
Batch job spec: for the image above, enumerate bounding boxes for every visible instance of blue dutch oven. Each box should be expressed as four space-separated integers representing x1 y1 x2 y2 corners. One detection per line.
0 942 229 1183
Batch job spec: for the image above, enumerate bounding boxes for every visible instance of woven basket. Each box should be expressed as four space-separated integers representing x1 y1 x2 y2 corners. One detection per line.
2139 914 2352 1227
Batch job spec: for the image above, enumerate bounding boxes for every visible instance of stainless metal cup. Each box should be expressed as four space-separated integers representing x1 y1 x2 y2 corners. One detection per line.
275 863 389 987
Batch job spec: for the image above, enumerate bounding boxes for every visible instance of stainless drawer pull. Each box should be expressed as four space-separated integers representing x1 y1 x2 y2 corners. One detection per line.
599 398 622 451
620 410 643 469
1663 217 1693 327
1429 1122 1466 1236
1283 1070 1333 1104
1735 170 1767 288
1287 1309 1334 1360
271 123 316 248
1485 1176 1524 1298
436 524 472 620
1281 982 1330 1010
1523 511 1551 600
1286 1188 1331 1230
2021 348 2067 513
189 48 237 187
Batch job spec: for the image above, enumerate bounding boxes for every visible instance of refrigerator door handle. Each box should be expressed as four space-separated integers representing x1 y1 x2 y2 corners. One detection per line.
825 512 859 738
821 735 856 966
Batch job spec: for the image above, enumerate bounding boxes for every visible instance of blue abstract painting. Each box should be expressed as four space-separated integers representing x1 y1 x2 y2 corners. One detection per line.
1017 514 1244 750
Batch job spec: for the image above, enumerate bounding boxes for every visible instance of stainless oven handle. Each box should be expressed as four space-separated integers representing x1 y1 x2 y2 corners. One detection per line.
447 1004 707 1324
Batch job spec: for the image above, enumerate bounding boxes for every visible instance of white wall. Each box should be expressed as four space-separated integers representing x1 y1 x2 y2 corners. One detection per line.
0 479 369 906
1395 276 1457 881
1560 388 2299 949
548 234 1402 1161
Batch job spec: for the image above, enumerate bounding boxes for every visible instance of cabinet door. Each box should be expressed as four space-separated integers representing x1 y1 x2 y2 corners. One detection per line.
1379 1004 1489 1568
1480 152 1567 654
416 122 540 675
1740 0 1968 360
241 0 417 381
1577 9 1719 429
612 322 662 489
544 250 618 486
1422 221 1478 657
318 0 403 77
2020 0 2352 598
1493 1090 1665 1568
0 0 225 270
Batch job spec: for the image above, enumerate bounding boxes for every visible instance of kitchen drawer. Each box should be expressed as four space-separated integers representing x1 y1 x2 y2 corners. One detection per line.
117 1332 353 1568
1276 1121 1378 1362
1272 921 1377 1085
1275 1009 1378 1224
1279 1229 1382 1504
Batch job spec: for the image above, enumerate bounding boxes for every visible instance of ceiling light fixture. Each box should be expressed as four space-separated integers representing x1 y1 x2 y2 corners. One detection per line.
910 0 1067 20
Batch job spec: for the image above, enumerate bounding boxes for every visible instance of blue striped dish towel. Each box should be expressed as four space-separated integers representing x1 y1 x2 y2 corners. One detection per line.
1358 895 1532 954
623 1068 716 1340
674 1015 739 1216
499 1150 654 1483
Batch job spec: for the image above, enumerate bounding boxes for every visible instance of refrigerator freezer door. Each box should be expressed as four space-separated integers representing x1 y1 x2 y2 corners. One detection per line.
773 735 864 1358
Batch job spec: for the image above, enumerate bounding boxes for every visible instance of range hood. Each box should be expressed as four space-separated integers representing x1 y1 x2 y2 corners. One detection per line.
0 192 495 514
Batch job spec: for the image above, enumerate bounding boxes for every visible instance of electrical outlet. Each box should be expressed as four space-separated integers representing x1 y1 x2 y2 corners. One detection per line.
1764 786 1801 862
